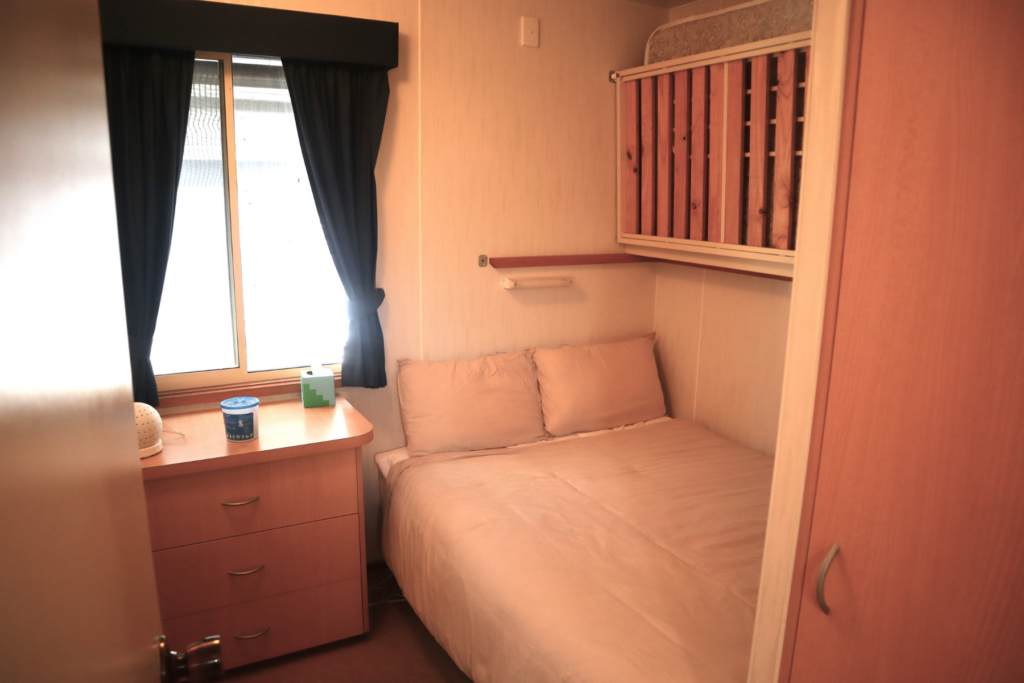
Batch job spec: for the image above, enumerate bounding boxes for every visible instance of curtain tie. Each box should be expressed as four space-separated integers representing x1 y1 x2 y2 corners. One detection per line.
347 288 385 319
127 334 153 360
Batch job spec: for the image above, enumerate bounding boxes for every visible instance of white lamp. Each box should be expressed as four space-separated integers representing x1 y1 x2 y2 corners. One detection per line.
134 402 164 459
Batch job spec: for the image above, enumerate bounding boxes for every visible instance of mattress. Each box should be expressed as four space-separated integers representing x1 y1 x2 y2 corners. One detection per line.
382 418 773 683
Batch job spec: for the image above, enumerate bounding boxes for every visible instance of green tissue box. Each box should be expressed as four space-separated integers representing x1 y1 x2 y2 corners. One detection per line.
300 366 336 408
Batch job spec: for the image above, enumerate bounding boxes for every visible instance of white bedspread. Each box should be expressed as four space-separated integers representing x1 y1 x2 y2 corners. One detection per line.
382 418 773 683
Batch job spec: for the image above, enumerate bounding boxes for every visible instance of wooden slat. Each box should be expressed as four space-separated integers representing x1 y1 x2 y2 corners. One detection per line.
672 69 691 240
707 63 724 242
619 80 640 235
656 74 674 237
724 60 745 244
772 49 797 249
689 67 708 240
640 77 656 236
747 55 770 247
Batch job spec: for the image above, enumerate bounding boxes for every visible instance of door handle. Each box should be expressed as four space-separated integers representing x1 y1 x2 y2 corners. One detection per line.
159 634 222 683
816 542 841 615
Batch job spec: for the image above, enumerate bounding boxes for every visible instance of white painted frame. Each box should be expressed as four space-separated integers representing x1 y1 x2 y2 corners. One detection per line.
746 1 854 682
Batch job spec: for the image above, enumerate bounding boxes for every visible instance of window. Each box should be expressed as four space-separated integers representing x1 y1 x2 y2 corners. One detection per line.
152 54 348 393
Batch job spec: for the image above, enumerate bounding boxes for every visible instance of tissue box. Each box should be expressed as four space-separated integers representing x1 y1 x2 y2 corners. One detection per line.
300 367 336 408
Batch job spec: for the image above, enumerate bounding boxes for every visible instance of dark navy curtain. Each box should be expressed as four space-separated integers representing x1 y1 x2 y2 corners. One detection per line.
282 60 390 388
103 45 194 405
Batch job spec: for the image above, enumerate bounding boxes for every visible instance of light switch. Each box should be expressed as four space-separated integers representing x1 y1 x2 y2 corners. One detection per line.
520 16 539 48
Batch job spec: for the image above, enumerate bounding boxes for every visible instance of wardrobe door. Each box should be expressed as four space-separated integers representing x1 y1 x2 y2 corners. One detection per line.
788 1 1024 681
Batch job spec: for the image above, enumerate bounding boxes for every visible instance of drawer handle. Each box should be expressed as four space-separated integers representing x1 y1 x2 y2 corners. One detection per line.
227 564 265 577
221 496 260 507
234 627 269 640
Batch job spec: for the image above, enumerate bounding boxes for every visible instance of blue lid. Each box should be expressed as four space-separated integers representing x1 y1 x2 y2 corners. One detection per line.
221 396 260 410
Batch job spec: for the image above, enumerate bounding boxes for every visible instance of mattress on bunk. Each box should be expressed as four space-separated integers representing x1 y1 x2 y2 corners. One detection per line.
382 418 774 683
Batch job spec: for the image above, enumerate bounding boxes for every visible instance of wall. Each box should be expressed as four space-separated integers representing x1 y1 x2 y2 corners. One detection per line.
654 264 791 456
218 0 667 560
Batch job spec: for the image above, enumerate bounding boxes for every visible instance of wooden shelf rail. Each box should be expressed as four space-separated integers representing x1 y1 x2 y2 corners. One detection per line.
488 253 792 281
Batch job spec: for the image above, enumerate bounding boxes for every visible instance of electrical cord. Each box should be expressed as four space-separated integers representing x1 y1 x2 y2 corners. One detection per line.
367 571 407 606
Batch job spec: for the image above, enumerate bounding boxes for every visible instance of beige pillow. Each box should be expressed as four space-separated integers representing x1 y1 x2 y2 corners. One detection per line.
533 334 666 437
397 351 547 456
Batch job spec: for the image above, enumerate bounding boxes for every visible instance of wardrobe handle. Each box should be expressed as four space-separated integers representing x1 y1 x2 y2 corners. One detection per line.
233 627 269 640
227 564 265 577
816 542 841 615
220 496 260 507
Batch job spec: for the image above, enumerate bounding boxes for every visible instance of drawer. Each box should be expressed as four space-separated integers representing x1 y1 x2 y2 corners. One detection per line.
144 449 358 551
153 515 362 619
162 579 364 670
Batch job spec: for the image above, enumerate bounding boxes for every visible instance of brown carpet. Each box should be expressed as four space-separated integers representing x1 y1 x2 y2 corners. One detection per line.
224 565 471 683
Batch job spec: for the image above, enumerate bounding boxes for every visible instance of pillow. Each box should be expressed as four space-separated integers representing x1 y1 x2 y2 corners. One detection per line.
533 334 666 437
397 350 547 456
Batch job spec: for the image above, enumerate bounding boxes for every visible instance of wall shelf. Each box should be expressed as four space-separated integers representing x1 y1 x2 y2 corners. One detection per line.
488 252 792 281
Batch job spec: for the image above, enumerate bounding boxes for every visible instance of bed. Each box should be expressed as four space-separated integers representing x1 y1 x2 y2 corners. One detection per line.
378 416 773 683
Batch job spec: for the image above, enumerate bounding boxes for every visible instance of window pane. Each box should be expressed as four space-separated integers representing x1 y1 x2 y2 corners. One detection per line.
232 56 348 373
151 59 237 376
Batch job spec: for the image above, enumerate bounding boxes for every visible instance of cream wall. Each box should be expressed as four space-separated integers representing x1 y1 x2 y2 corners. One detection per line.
654 264 791 456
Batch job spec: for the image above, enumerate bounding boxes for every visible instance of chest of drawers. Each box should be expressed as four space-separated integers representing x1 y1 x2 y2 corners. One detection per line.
141 398 374 669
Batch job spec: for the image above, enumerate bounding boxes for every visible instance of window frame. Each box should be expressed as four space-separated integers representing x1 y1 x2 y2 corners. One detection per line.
155 52 341 396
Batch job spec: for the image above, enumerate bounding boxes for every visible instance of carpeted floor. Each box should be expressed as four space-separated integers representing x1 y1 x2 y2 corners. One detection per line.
224 565 471 683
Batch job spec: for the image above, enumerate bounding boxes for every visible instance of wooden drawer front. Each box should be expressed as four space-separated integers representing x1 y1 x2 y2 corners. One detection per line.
153 515 361 619
163 579 364 670
145 449 358 551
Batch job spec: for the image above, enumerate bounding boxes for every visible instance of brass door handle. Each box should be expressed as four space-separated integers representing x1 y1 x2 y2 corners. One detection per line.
159 634 222 682
816 542 841 615
227 564 264 576
234 627 269 640
220 496 260 507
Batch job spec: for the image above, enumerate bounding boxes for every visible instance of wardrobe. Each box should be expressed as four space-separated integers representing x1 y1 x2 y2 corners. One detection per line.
780 0 1024 680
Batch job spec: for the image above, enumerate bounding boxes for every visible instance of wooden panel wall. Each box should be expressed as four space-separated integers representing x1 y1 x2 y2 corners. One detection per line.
621 48 807 252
